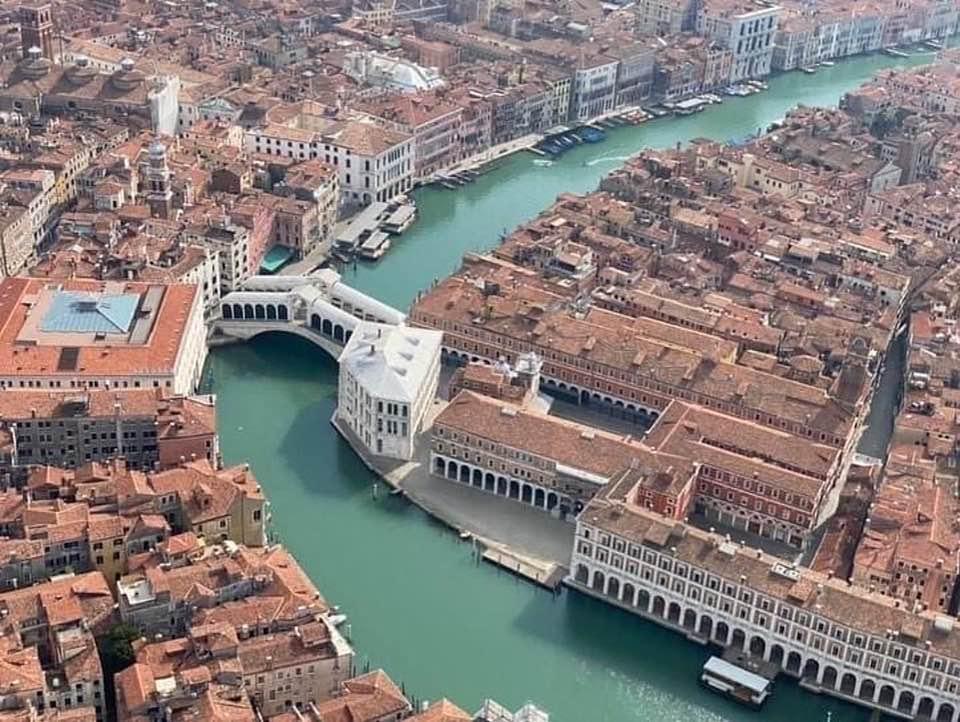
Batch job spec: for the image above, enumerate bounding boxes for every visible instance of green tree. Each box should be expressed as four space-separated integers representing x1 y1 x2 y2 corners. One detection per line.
97 623 142 722
99 623 140 672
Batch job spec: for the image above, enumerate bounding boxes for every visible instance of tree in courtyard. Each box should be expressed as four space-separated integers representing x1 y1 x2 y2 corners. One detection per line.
97 623 142 722
99 622 140 672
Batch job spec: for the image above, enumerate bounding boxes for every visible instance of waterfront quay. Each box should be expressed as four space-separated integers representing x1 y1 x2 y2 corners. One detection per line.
202 50 956 722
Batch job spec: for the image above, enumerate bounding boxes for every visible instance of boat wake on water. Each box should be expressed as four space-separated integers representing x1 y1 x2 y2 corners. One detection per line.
584 155 632 166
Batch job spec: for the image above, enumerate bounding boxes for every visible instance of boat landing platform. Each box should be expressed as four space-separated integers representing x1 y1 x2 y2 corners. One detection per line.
482 548 566 590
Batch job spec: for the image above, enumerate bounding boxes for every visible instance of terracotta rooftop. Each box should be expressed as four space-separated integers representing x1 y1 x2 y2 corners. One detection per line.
0 278 200 380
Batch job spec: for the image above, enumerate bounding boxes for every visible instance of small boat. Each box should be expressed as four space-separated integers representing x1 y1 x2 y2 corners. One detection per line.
459 530 472 541
924 39 944 50
820 60 835 67
532 159 554 167
883 47 910 58
577 126 607 143
389 487 405 496
328 613 348 627
801 66 817 74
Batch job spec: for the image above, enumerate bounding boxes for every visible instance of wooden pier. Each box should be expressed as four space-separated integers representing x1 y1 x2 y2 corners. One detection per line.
482 548 566 590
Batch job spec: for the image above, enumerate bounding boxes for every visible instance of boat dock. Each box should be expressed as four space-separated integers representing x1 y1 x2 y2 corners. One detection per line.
481 547 566 590
335 202 388 252
357 230 391 260
673 97 709 115
333 198 416 262
701 654 775 707
381 203 416 234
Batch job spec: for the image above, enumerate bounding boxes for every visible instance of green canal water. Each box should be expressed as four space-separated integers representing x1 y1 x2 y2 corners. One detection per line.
204 52 934 722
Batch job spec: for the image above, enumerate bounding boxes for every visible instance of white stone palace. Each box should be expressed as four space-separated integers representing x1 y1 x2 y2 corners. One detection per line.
337 323 442 461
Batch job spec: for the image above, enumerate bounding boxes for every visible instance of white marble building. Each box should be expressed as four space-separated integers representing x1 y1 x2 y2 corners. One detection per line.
337 323 442 460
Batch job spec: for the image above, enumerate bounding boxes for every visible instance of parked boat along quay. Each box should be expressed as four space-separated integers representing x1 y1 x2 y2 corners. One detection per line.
203 53 932 722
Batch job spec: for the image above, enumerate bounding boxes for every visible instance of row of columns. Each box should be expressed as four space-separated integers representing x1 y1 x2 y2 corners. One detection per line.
432 454 563 514
573 562 958 722
220 301 356 347
696 499 805 550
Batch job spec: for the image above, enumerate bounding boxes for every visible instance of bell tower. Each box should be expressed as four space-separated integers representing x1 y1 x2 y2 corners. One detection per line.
20 2 54 61
145 141 173 219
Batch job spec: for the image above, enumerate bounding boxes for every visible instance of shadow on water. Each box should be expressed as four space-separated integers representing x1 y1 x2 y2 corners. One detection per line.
511 591 868 722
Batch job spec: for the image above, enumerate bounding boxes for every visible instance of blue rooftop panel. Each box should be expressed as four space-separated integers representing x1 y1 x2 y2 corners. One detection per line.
40 292 139 335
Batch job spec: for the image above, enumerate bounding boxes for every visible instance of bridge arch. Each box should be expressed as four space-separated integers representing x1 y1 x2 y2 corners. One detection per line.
215 282 402 361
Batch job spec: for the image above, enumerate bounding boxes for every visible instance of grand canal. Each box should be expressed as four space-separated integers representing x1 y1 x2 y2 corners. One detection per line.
203 51 933 722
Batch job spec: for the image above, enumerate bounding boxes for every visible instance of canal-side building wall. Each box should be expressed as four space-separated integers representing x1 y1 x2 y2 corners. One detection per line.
697 2 781 82
570 56 619 122
568 491 960 722
184 221 251 295
337 323 442 461
245 120 415 208
430 390 695 518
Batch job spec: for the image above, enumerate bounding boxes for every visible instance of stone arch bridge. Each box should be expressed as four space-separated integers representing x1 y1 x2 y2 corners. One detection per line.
209 270 405 358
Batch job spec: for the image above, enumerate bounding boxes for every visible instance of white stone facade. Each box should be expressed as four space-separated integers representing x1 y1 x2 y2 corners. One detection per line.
569 517 960 722
337 323 441 460
245 123 415 207
698 4 781 82
171 284 209 395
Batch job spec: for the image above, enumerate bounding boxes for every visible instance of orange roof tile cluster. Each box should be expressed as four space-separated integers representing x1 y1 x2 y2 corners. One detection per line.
311 669 411 722
0 278 200 379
